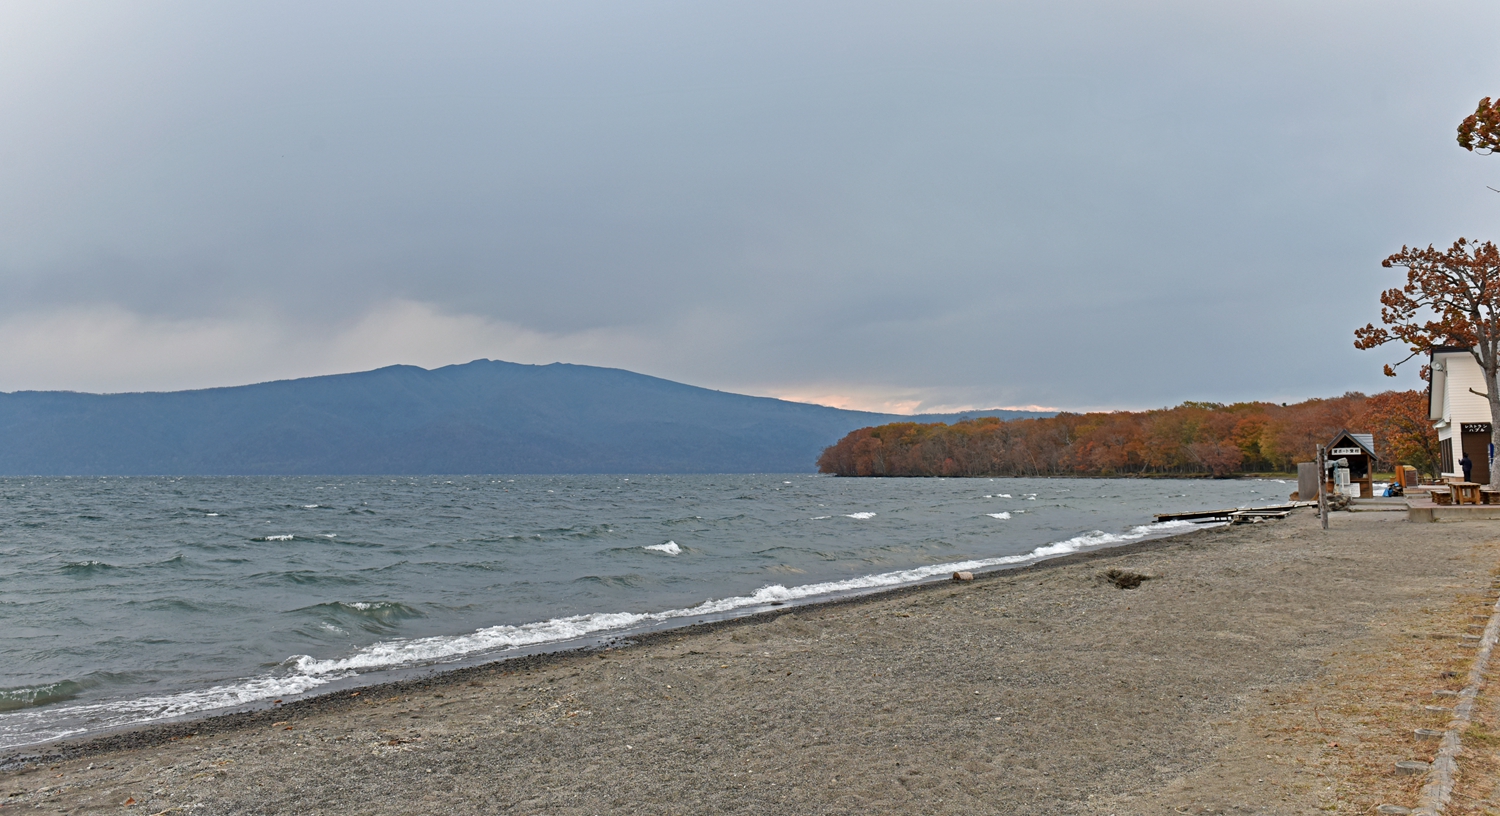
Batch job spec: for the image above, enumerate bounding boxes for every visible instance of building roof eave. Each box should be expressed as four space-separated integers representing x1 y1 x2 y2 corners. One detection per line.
1327 428 1379 460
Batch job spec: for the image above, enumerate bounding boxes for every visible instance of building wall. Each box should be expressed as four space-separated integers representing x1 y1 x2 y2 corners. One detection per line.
1435 351 1492 478
1437 352 1490 425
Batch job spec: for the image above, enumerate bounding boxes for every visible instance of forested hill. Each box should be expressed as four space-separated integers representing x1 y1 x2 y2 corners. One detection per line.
817 390 1437 478
0 360 1049 475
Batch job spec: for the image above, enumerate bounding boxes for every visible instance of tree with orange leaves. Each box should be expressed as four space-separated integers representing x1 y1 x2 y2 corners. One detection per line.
1355 390 1440 479
816 396 1372 478
1354 238 1500 488
1458 97 1500 154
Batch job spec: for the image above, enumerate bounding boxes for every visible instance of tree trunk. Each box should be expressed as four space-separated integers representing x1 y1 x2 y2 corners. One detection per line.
1485 353 1500 490
1490 386 1500 490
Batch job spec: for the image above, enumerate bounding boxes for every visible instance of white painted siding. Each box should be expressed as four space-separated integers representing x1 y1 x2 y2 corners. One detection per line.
1437 352 1490 425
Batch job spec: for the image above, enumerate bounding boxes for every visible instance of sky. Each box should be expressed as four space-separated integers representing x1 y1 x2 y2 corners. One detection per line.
3 1 1499 413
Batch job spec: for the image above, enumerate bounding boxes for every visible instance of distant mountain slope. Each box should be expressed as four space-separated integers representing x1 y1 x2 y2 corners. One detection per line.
0 360 1052 475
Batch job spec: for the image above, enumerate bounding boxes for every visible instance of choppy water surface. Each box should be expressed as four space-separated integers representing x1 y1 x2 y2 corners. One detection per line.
0 474 1288 750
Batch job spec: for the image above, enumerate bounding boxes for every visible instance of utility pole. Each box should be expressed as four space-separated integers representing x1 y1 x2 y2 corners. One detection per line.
1317 444 1328 530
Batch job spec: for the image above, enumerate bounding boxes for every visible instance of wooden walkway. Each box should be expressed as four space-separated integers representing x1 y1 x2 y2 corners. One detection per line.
1154 502 1312 525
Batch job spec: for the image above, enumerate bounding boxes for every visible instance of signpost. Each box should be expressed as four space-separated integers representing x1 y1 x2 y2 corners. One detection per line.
1317 444 1328 530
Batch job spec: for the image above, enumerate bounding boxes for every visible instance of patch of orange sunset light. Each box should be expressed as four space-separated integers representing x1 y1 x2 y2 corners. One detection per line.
762 388 1057 416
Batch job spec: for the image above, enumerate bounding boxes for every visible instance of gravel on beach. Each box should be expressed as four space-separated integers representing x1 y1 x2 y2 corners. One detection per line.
5 508 1499 815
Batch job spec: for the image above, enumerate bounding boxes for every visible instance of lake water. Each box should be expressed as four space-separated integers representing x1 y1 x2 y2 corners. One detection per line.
0 474 1289 751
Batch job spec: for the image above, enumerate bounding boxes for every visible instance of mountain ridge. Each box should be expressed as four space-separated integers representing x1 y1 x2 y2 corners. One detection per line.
0 360 1051 475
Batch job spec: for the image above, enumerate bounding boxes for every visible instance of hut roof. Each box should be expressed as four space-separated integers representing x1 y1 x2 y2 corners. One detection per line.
1327 429 1376 459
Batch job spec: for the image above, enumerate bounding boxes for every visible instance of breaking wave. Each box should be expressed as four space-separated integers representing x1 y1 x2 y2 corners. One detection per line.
0 681 89 713
0 673 337 748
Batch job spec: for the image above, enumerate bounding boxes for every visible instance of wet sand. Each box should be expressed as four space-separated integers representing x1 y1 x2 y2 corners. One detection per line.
4 509 1499 815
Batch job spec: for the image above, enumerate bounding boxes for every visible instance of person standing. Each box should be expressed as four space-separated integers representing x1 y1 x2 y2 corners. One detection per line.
1461 451 1474 482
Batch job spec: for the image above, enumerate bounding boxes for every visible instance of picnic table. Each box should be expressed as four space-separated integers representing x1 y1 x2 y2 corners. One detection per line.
1451 481 1483 506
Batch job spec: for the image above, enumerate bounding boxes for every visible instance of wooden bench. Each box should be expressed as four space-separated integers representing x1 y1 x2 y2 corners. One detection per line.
1483 487 1500 505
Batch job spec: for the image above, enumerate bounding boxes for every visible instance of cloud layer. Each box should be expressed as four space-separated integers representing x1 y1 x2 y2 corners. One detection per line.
3 1 1497 410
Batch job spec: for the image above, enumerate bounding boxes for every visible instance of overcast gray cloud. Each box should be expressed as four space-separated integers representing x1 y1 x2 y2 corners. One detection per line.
2 0 1497 411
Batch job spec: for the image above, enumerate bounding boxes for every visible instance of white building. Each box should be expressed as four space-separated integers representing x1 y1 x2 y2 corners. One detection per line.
1429 346 1493 483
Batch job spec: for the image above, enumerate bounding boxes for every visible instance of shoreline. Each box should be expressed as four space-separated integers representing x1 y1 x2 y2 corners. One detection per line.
0 513 1206 762
8 509 1496 814
0 519 1214 767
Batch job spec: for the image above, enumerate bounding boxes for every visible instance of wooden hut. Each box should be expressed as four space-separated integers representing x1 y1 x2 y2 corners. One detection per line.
1325 429 1377 498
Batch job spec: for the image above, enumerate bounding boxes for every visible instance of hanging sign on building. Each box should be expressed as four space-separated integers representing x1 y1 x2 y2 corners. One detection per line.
1462 423 1492 434
1330 447 1363 456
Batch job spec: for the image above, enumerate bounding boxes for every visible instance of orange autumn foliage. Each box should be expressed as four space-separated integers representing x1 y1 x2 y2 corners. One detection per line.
817 391 1436 478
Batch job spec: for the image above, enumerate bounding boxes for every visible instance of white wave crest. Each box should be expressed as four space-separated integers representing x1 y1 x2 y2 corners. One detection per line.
845 512 876 520
264 534 294 541
644 541 681 555
987 512 1011 520
0 671 338 750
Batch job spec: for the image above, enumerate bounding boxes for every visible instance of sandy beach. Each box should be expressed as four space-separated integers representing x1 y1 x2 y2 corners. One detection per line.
5 508 1500 815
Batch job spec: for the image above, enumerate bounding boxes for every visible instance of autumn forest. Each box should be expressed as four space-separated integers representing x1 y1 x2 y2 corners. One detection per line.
817 390 1438 478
